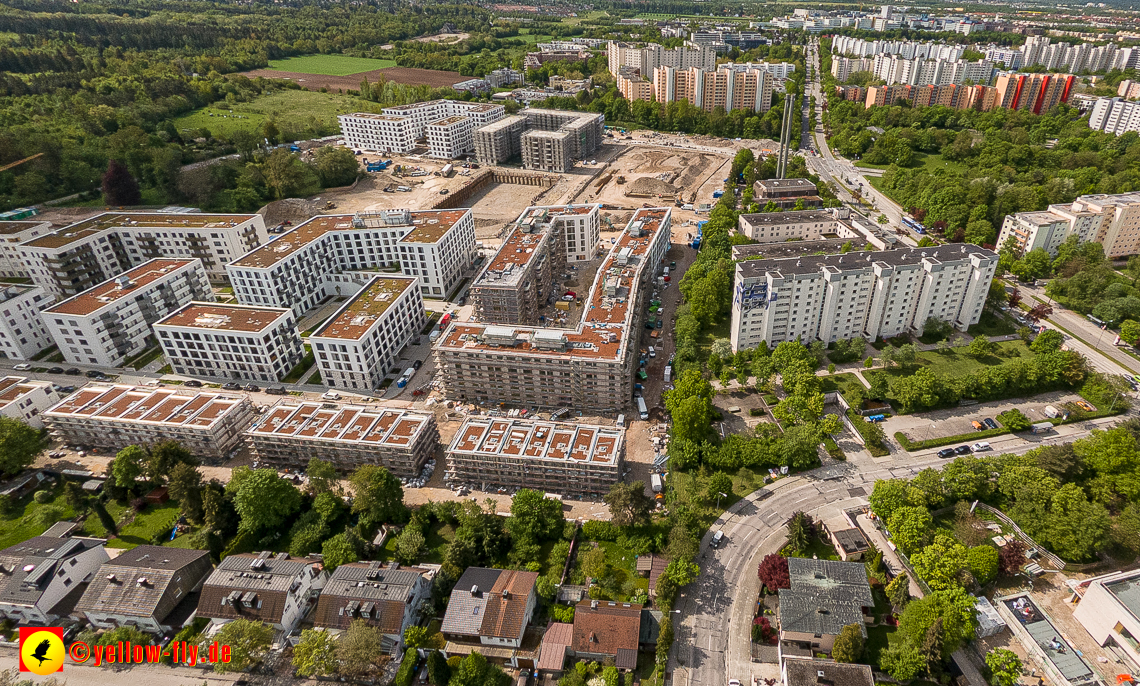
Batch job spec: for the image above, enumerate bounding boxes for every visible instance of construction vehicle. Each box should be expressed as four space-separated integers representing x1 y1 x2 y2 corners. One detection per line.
324 201 337 210
365 160 389 172
615 175 626 184
0 153 43 174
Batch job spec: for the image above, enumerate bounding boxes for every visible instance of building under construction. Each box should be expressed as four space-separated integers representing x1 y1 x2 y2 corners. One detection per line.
473 109 605 172
468 210 565 325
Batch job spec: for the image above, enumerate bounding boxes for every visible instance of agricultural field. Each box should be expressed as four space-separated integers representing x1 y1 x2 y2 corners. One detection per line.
266 54 397 75
172 90 375 137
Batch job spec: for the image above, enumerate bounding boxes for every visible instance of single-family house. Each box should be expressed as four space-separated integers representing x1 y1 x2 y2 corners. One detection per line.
778 558 873 657
313 561 434 654
196 551 327 634
75 546 212 633
0 534 108 625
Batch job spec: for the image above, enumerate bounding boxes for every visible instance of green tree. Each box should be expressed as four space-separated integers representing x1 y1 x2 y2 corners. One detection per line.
1121 319 1140 346
781 423 823 469
968 545 999 586
1041 483 1111 561
786 511 815 553
226 467 301 533
967 335 997 360
112 445 147 489
293 628 338 677
263 147 320 199
403 626 432 649
311 146 360 187
897 588 977 660
508 488 564 542
395 526 426 565
167 462 203 524
146 441 197 483
706 472 733 504
832 623 865 663
449 651 510 686
427 649 451 686
581 546 608 582
886 572 911 611
603 481 653 526
349 464 407 529
214 619 273 673
911 534 969 591
1030 329 1064 354
887 506 933 555
306 457 340 496
322 532 360 571
986 648 1023 686
869 479 912 526
0 417 46 477
880 640 926 681
665 369 715 442
338 620 384 678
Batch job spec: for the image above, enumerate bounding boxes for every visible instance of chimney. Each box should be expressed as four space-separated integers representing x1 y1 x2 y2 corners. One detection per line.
471 585 480 597
591 599 599 610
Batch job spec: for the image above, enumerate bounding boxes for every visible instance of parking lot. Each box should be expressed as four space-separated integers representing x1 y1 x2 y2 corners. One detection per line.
887 391 1087 444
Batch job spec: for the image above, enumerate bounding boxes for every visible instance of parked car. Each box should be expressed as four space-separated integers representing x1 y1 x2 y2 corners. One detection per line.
322 391 341 401
47 367 63 375
711 530 725 548
265 386 286 395
972 442 992 452
412 360 423 370
222 382 242 391
938 448 956 458
65 368 81 375
971 420 984 430
13 363 30 371
1075 400 1095 412
983 417 998 430
85 370 104 379
59 386 75 393
955 445 972 455
243 384 260 393
184 379 203 388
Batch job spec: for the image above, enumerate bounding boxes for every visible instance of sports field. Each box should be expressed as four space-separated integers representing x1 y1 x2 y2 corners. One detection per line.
172 90 376 137
266 54 398 75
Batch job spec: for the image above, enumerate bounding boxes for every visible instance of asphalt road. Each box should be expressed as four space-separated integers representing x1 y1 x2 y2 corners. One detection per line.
1016 280 1140 376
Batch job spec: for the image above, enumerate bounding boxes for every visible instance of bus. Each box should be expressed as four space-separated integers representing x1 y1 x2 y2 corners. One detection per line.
902 217 927 234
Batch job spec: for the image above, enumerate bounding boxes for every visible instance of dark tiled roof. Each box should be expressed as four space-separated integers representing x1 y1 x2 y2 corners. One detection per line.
0 537 104 608
572 600 642 666
779 558 873 637
313 562 430 632
737 244 997 278
639 609 663 645
832 529 869 555
785 659 874 686
76 546 212 622
442 568 538 640
196 552 318 624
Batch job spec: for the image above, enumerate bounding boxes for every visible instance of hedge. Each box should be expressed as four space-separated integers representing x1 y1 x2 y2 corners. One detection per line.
894 426 1010 451
845 410 889 457
395 647 417 686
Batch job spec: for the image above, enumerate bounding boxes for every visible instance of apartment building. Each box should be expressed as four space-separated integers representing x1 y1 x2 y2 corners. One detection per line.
998 191 1140 259
738 208 858 243
197 551 327 634
434 208 671 412
524 50 590 70
831 56 874 82
730 244 997 351
155 302 304 383
339 100 505 158
617 70 657 102
0 284 53 360
18 213 265 299
314 562 434 654
473 116 527 165
831 36 965 61
44 384 255 459
869 54 994 87
993 73 1075 114
76 546 213 633
43 258 212 367
836 85 867 102
607 41 716 77
864 83 974 109
0 534 108 625
649 66 775 113
447 417 624 496
473 109 604 172
1088 97 1140 136
755 178 822 209
1117 79 1140 100
0 220 50 277
309 276 425 390
227 209 476 315
984 46 1024 69
0 376 60 428
245 399 438 476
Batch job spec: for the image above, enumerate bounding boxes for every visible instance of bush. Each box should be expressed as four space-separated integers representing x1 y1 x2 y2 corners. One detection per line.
33 490 51 504
395 647 417 686
582 520 620 541
551 604 576 623
846 410 889 457
997 409 1031 431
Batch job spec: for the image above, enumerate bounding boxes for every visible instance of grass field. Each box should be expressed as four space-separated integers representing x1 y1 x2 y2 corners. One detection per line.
267 54 397 75
172 90 373 137
107 501 181 549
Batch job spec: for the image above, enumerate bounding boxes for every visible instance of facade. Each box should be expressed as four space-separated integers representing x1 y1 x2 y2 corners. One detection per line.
1118 79 1140 100
730 244 997 351
778 558 873 656
308 276 425 390
524 50 590 70
832 56 874 81
606 41 716 78
0 376 61 429
1071 568 1140 670
43 258 213 367
245 400 437 476
155 303 304 383
227 209 476 313
1088 97 1140 136
75 546 213 633
649 66 775 113
18 212 265 299
738 208 858 243
339 100 505 158
469 205 600 325
446 417 624 496
313 561 434 653
44 384 255 459
473 109 604 171
0 535 108 625
571 600 642 670
434 208 671 413
997 191 1140 259
993 72 1075 114
0 220 50 278
0 284 54 360
755 178 821 209
442 567 538 648
196 551 327 633
864 83 977 110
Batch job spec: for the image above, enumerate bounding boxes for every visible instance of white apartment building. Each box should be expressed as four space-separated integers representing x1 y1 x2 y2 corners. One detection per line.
309 276 425 391
0 376 61 428
0 284 54 360
1089 97 1140 137
44 384 255 459
42 258 213 367
1071 568 1140 671
607 41 716 77
998 192 1140 259
155 302 305 383
339 100 504 158
18 212 265 300
832 57 874 82
984 46 1024 69
719 61 797 79
246 400 438 476
831 36 965 61
0 220 50 278
872 54 994 86
730 244 997 351
738 208 860 243
0 535 108 625
227 209 476 316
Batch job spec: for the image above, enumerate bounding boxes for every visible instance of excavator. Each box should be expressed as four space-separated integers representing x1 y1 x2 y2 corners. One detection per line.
0 153 43 173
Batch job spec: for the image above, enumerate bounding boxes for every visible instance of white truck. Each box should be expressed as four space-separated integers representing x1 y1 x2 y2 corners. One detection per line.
636 396 648 420
650 473 663 493
664 365 672 383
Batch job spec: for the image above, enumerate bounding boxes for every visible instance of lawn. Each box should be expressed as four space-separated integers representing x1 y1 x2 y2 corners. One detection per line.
266 54 397 75
172 90 377 138
968 311 1018 337
820 372 866 398
864 624 901 666
696 317 732 363
0 484 77 550
787 536 839 561
854 152 965 174
282 346 315 383
107 501 182 549
81 500 128 539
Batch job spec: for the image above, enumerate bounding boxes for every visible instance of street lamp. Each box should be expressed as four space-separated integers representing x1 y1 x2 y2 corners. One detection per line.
716 491 728 510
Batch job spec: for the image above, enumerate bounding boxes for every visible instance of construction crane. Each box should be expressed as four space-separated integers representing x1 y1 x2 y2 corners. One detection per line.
0 153 44 174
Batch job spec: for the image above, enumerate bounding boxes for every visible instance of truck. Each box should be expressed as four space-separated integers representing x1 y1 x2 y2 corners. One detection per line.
1044 405 1060 418
396 367 416 389
365 160 388 172
650 473 663 493
440 312 452 329
636 396 649 420
1031 422 1053 434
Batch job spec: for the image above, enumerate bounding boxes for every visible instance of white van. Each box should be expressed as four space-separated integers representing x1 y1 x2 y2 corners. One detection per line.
711 530 725 548
1044 405 1060 419
648 346 656 358
616 414 626 428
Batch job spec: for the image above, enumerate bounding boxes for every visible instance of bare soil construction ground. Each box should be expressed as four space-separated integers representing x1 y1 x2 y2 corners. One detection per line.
240 66 466 91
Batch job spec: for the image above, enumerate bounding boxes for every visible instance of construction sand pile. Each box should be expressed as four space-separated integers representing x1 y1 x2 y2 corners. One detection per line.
626 176 678 197
259 198 320 226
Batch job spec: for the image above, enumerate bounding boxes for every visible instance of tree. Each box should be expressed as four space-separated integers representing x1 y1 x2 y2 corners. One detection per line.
293 628 338 677
0 417 46 478
757 553 790 591
322 533 360 571
1026 303 1053 323
102 159 141 206
603 481 653 526
665 369 714 442
887 506 933 555
897 588 977 661
311 146 360 187
869 479 911 526
781 423 822 469
986 648 1023 686
395 526 426 565
263 147 320 199
832 623 865 663
214 619 273 673
226 467 301 532
167 462 204 524
306 457 340 496
706 472 733 504
147 441 197 482
786 511 815 553
427 649 451 686
967 335 997 359
1030 329 1064 354
508 488 564 542
880 640 926 681
349 465 407 529
923 317 953 341
886 572 911 611
1122 319 1140 346
968 545 999 586
403 626 432 649
1011 248 1052 282
581 546 607 582
111 445 147 489
449 651 510 686
911 534 969 591
338 620 384 678
1041 483 1110 561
